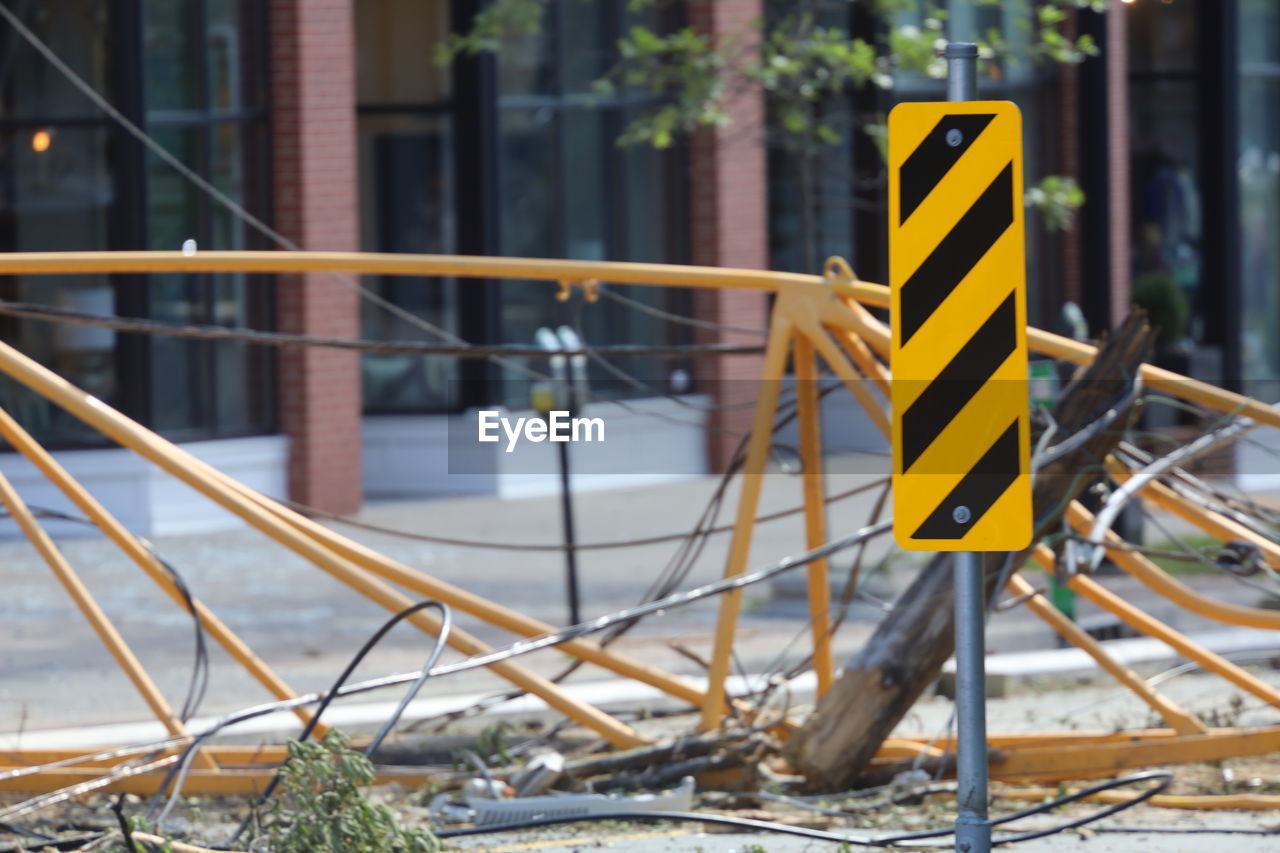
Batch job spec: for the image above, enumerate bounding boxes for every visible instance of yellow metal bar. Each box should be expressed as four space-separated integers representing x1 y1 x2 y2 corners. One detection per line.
1069 572 1280 711
0 468 195 746
0 765 441 796
700 309 795 730
1106 457 1280 569
885 728 1184 749
0 746 287 768
0 250 801 292
996 785 1280 811
210 473 711 710
830 295 891 360
984 725 1280 783
1006 572 1206 735
0 340 648 749
0 407 320 734
832 323 891 395
877 725 1280 782
800 322 890 437
0 249 1272 428
1028 542 1280 711
793 332 834 695
1065 502 1280 631
839 278 1280 429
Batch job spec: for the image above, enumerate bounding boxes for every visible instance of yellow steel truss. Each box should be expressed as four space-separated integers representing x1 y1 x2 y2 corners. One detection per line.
0 250 1276 798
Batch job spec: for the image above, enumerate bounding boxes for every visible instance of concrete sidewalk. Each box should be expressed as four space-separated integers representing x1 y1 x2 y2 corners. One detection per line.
1 455 1278 737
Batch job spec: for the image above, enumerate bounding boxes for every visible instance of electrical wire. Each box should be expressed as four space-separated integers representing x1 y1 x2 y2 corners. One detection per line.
159 600 452 836
0 0 550 388
14 517 891 828
0 299 765 360
597 285 768 336
433 771 1173 846
281 478 887 552
0 505 212 725
1032 372 1143 472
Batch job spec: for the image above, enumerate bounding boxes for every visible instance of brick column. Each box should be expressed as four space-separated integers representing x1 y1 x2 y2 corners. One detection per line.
689 0 769 472
270 0 362 513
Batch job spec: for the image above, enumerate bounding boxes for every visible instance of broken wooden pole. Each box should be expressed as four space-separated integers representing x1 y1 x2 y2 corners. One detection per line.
784 313 1153 790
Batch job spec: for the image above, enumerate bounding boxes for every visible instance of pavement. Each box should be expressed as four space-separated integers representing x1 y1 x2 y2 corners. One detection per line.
2 454 1280 849
2 452 1277 738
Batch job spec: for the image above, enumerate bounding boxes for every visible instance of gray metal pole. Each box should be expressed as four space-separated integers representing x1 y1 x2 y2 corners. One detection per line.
944 40 991 853
946 42 978 102
952 551 990 852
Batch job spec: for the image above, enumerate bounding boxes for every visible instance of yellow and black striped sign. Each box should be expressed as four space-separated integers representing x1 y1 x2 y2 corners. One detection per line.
888 101 1032 552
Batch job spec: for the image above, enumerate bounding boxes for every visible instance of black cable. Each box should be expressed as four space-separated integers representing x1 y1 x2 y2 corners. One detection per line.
434 771 1172 846
0 506 212 722
286 478 887 553
0 300 765 359
126 519 889 823
596 286 768 336
221 600 450 845
11 524 886 834
153 600 451 835
0 832 106 852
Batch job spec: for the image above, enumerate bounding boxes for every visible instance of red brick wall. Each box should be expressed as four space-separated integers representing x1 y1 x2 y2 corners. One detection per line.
689 0 770 472
270 0 362 513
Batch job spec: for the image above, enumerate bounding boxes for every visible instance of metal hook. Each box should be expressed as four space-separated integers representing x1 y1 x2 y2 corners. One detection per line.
822 256 858 286
555 279 600 303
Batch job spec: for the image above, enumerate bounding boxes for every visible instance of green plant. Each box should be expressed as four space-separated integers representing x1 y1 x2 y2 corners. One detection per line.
1130 271 1190 352
1026 175 1086 232
260 730 442 853
475 721 514 766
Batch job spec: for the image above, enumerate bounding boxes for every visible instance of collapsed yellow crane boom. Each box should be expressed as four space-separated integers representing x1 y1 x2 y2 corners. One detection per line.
0 249 1278 798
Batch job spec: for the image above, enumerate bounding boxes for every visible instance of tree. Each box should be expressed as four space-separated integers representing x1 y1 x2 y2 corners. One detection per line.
445 0 1102 272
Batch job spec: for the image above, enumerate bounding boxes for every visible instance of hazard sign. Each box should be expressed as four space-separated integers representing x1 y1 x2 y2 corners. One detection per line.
888 101 1033 552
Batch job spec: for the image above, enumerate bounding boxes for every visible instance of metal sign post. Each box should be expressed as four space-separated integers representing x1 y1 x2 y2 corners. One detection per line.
947 42 990 853
887 41 1035 853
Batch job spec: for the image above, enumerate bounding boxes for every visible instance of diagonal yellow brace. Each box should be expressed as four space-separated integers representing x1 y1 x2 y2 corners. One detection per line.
0 406 321 735
1011 565 1206 735
1105 457 1280 570
793 333 835 695
700 308 795 730
1066 501 1280 631
1044 532 1280 712
0 340 648 749
0 468 214 767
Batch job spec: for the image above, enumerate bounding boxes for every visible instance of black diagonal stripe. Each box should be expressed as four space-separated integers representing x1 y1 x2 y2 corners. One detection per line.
900 292 1017 473
900 163 1014 346
910 419 1021 541
899 113 995 224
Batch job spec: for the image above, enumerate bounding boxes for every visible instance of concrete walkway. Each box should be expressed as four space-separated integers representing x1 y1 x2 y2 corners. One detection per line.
1 455 1277 741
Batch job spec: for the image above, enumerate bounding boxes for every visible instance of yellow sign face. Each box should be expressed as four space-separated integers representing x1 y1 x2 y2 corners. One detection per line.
888 101 1033 552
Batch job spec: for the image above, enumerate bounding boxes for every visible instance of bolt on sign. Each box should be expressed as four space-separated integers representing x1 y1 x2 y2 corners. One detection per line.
888 101 1033 552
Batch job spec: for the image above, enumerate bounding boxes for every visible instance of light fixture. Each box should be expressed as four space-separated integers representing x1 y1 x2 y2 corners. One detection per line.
31 129 51 153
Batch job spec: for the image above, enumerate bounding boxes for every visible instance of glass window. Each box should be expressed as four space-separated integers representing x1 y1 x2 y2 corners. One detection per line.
1238 2 1280 396
0 0 271 448
1128 0 1210 382
494 0 690 402
357 0 691 414
356 0 459 414
0 0 109 119
143 0 204 112
0 126 118 447
142 1 273 440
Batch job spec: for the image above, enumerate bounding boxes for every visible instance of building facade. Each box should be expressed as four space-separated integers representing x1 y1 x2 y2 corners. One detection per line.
0 0 1275 531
